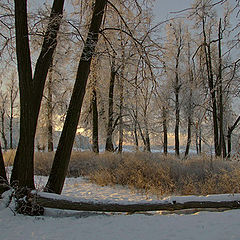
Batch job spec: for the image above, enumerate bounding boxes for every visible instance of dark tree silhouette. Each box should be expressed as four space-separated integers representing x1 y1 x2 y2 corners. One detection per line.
45 0 107 194
10 0 65 188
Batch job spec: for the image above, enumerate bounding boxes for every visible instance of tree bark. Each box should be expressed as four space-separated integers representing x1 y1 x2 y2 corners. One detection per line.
175 87 180 156
218 19 226 158
227 115 240 158
185 42 193 157
202 17 220 157
174 46 181 157
0 102 7 151
105 55 117 152
45 0 107 194
92 89 99 153
162 107 168 155
0 143 8 195
11 0 65 188
32 192 240 213
118 77 124 153
47 63 54 152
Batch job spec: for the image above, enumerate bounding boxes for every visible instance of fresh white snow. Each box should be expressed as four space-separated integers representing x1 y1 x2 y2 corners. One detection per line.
1 175 240 240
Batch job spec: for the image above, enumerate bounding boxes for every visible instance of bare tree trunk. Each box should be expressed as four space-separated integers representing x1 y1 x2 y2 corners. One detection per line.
175 88 180 156
145 120 151 152
185 116 192 157
199 127 202 154
185 42 193 157
118 77 124 153
227 115 240 158
162 107 168 155
47 63 54 152
134 122 139 151
174 46 181 157
202 18 220 157
9 77 18 149
92 89 99 153
11 0 65 189
218 19 226 158
0 105 7 151
33 191 240 212
45 0 107 194
105 55 116 152
0 143 8 195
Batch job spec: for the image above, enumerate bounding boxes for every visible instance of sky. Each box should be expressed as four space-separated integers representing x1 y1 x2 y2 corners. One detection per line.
153 0 193 21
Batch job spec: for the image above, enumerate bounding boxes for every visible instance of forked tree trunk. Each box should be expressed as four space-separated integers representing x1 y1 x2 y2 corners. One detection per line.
202 18 220 157
45 0 107 194
11 0 65 189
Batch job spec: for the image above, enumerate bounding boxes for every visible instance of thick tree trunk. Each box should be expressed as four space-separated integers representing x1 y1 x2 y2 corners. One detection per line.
105 55 116 152
45 0 107 194
11 0 65 188
92 89 99 153
11 0 35 188
32 192 240 213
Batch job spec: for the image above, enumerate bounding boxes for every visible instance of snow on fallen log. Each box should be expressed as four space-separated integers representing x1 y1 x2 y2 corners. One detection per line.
30 191 240 213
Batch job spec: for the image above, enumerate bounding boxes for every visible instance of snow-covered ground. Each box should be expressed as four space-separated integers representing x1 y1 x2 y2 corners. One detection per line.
1 176 240 240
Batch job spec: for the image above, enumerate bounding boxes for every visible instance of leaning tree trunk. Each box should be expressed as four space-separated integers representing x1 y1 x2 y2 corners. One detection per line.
105 55 117 152
11 0 65 188
45 0 107 194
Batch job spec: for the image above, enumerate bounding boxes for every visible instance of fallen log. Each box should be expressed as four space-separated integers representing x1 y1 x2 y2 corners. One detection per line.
30 192 240 213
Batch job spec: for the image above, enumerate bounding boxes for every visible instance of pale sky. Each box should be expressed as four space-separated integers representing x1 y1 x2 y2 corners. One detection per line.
153 0 193 21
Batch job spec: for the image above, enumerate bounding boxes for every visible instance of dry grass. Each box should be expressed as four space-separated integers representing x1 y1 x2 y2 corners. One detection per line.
4 150 240 197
